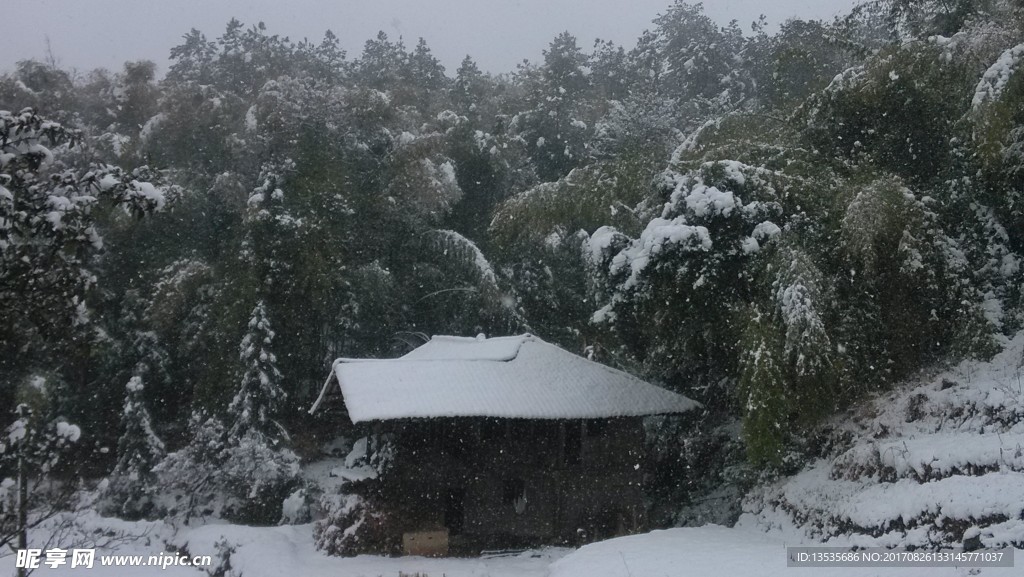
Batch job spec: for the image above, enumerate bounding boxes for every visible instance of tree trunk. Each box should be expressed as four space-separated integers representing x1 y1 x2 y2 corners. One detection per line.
17 445 27 577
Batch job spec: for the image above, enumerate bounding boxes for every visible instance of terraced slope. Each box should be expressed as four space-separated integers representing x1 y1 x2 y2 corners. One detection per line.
741 333 1024 549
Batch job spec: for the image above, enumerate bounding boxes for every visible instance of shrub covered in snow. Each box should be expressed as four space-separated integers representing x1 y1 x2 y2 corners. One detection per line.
155 413 300 524
219 430 301 523
312 435 397 556
313 491 392 556
279 487 312 525
153 413 229 521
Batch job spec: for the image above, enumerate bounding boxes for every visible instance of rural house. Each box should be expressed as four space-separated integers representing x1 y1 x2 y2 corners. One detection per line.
309 334 698 553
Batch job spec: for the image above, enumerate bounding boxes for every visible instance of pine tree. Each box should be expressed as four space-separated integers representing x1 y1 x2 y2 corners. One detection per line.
406 38 448 114
103 376 166 519
514 32 593 182
355 32 408 92
453 56 487 118
219 301 299 523
152 304 296 524
227 301 286 440
652 2 749 105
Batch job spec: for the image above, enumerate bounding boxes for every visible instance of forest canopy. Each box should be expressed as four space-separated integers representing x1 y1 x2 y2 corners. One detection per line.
2 0 1023 495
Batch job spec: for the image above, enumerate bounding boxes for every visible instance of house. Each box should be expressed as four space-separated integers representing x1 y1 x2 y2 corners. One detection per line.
309 334 698 552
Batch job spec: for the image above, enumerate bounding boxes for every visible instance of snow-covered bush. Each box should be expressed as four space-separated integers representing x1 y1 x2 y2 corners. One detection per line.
313 492 390 556
153 413 228 521
279 487 312 525
219 430 300 523
207 537 241 577
155 413 300 524
311 434 396 556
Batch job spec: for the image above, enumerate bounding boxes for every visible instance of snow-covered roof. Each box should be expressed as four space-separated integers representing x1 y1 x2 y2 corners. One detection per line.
310 334 699 423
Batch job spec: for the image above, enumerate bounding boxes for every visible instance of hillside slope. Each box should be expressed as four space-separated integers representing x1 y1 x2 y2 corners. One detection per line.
550 334 1024 577
740 332 1024 549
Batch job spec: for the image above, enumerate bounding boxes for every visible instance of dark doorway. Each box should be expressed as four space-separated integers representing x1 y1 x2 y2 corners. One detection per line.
445 487 466 535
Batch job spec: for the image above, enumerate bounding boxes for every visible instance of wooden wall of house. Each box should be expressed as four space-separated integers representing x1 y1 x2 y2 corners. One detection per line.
385 416 647 548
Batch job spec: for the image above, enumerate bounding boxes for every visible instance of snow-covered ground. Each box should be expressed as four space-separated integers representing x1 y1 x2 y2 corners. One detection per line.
7 334 1024 576
0 512 566 577
4 515 1019 577
551 525 1022 577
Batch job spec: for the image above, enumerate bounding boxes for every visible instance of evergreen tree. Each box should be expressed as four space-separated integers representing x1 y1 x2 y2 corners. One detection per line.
227 301 286 440
590 39 629 102
102 376 165 519
153 305 298 524
406 38 448 114
355 32 408 92
514 32 593 182
649 2 751 107
219 301 299 522
452 56 488 118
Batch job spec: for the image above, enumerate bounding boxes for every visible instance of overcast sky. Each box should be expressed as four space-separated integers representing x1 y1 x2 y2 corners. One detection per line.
2 0 863 77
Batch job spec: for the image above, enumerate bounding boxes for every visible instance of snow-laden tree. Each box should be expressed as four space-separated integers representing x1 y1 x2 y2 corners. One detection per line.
382 139 463 230
405 38 449 115
413 229 528 336
0 108 174 420
488 166 643 346
218 302 299 522
0 61 78 124
227 301 286 440
751 19 852 110
452 56 489 119
837 177 997 377
970 38 1024 248
239 162 301 294
354 32 408 93
511 32 594 182
0 404 81 568
734 246 837 468
101 376 165 520
153 303 297 524
587 160 784 401
771 248 834 401
887 0 1000 37
313 492 389 557
218 428 300 524
624 2 752 113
